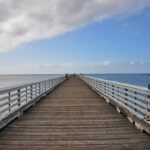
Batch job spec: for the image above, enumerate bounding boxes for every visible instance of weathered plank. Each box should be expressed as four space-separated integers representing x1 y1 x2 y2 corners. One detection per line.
0 76 149 150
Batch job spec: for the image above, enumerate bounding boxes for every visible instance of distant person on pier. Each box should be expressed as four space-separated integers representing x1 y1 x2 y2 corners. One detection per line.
66 74 69 80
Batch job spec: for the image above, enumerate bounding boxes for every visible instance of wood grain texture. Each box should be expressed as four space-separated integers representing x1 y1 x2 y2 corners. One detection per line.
0 76 149 150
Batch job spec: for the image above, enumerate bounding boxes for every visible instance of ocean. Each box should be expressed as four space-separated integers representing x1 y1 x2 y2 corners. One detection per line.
0 74 150 89
86 74 150 88
0 74 63 89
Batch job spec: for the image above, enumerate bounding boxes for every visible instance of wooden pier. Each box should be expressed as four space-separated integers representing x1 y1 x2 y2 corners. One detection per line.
0 76 150 149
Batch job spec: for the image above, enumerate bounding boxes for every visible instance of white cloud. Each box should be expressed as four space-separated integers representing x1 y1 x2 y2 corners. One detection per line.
0 0 150 52
130 60 145 65
103 61 112 66
0 61 149 74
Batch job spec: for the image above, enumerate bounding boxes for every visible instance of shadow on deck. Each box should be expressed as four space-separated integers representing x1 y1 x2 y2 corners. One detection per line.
0 76 149 149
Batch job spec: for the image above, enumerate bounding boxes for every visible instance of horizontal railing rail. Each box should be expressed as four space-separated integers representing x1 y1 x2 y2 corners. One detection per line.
0 76 66 121
79 75 150 121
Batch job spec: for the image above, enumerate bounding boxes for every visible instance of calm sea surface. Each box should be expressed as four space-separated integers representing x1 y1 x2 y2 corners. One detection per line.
87 74 150 88
0 74 150 89
0 74 63 89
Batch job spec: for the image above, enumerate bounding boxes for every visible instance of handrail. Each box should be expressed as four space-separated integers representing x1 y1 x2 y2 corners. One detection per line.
0 76 64 93
0 76 66 121
79 75 150 121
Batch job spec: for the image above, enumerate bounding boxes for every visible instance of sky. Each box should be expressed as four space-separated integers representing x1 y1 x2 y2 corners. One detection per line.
0 0 150 74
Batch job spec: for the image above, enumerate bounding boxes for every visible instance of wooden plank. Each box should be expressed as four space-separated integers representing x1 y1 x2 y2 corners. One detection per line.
0 76 149 149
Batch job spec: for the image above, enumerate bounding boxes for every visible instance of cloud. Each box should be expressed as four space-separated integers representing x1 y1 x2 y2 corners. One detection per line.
0 61 149 74
0 0 150 52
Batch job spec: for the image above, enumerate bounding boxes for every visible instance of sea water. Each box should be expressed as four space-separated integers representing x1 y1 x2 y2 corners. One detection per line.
0 74 150 89
86 74 150 88
0 74 63 89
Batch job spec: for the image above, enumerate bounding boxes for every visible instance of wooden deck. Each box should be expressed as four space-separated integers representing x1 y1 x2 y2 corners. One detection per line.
0 76 150 150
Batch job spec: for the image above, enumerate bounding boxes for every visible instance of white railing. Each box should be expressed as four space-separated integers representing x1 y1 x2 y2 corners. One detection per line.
0 76 66 121
80 75 150 120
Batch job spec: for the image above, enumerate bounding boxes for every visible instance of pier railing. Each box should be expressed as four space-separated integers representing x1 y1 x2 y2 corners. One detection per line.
80 75 150 121
0 76 66 125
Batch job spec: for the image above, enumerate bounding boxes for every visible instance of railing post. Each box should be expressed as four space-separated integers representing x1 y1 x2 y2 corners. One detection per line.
48 81 50 89
44 81 46 92
18 89 21 107
26 86 28 103
134 91 137 112
96 80 98 90
30 85 33 100
54 79 56 87
41 82 43 93
34 84 36 97
39 83 41 95
43 82 44 92
112 84 114 98
124 88 128 106
35 84 37 97
147 86 150 119
49 81 52 89
117 86 120 101
104 82 106 94
52 80 54 87
32 85 34 98
46 81 47 91
8 92 11 112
